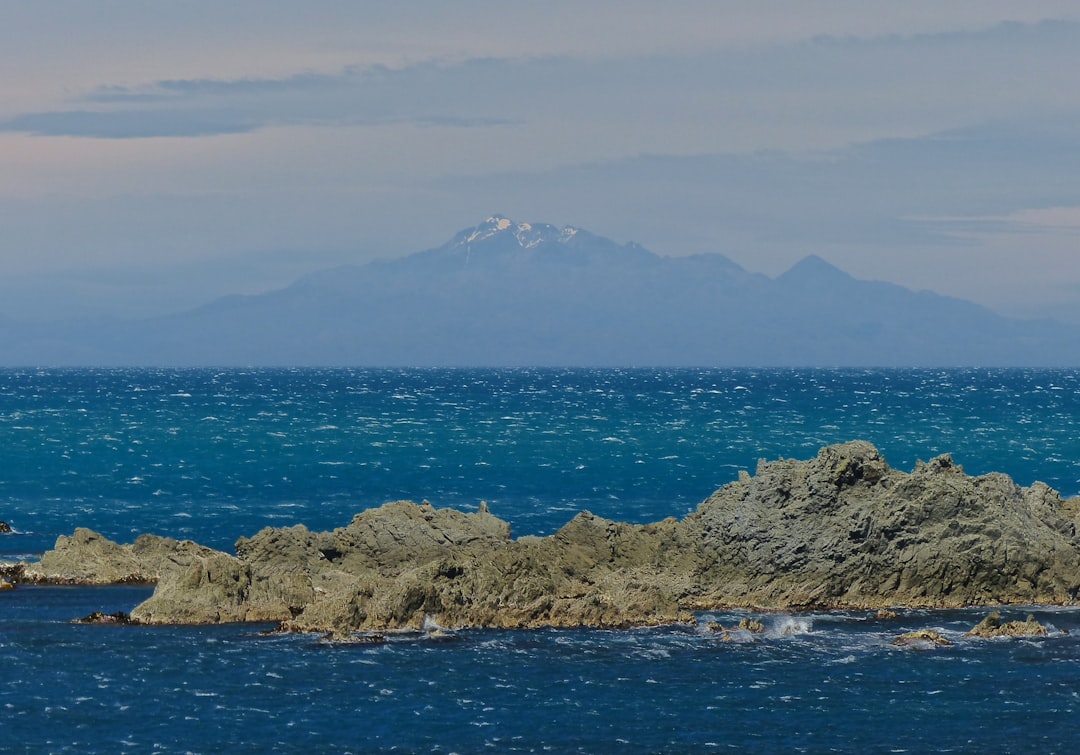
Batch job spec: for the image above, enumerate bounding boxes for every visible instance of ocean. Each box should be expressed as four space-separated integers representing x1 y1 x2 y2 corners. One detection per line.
3 367 1080 752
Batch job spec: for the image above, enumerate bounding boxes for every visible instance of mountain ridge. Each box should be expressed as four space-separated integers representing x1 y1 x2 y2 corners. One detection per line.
1 216 1077 367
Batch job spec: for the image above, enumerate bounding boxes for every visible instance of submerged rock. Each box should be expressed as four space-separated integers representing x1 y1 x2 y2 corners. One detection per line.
74 611 139 625
706 617 767 642
27 442 1080 633
893 629 953 647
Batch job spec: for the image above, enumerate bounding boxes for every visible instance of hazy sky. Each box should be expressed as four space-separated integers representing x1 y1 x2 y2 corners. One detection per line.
3 1 1080 322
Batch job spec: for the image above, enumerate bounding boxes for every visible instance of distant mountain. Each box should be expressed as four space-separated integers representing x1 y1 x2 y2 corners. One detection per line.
3 215 1079 367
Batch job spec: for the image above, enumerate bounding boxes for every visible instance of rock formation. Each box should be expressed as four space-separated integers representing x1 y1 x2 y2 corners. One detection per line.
965 611 1049 638
132 501 694 630
23 528 224 585
0 520 12 534
685 441 1080 610
19 442 1080 633
892 629 953 647
74 611 138 625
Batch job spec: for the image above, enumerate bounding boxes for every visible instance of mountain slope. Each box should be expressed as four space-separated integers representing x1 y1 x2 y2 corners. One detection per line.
3 216 1078 367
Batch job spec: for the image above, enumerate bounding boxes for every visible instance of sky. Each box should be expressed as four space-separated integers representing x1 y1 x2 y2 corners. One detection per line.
3 1 1080 323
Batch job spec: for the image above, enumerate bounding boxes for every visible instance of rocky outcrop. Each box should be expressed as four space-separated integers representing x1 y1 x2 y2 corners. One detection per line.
965 611 1049 638
25 442 1080 632
685 441 1080 610
132 502 693 630
0 521 12 534
23 528 224 585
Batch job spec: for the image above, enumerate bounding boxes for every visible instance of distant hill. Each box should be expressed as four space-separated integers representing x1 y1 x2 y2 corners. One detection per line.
3 215 1079 367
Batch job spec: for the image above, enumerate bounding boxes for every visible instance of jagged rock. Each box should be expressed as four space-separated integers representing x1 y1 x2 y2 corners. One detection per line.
876 609 898 620
893 629 953 647
0 521 12 534
737 617 766 633
22 528 224 585
706 617 766 642
30 442 1080 632
0 562 23 583
686 441 1080 609
130 549 290 625
74 611 138 625
965 611 1049 638
280 510 693 633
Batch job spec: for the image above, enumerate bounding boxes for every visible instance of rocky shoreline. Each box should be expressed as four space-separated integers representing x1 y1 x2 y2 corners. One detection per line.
9 442 1080 635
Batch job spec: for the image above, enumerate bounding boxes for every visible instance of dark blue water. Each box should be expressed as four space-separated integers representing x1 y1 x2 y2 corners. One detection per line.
4 368 1080 752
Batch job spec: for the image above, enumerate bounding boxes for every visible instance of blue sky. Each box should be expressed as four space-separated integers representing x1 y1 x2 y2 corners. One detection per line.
3 1 1080 322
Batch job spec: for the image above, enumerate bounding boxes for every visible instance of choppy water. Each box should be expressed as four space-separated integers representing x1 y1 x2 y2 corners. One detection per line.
3 368 1080 752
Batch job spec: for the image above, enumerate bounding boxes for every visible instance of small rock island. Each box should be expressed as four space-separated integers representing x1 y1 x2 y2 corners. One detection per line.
15 442 1080 635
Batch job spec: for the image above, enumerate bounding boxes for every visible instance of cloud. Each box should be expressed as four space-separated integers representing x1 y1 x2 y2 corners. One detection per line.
1 110 258 139
5 19 1079 144
0 61 524 138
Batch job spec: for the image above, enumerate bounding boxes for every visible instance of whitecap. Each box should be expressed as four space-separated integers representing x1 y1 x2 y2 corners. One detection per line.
767 615 813 638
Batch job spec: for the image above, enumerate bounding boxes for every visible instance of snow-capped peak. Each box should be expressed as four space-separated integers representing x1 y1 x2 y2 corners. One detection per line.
459 216 579 250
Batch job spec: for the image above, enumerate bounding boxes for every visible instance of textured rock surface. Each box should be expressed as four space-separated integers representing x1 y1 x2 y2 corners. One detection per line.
25 442 1080 631
23 528 224 586
686 441 1080 609
965 611 1049 638
0 521 11 534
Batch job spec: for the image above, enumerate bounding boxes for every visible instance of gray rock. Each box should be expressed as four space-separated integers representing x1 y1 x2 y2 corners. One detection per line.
686 441 1080 609
30 442 1080 631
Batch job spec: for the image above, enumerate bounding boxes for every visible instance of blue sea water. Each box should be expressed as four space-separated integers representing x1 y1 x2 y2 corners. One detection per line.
3 368 1080 752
